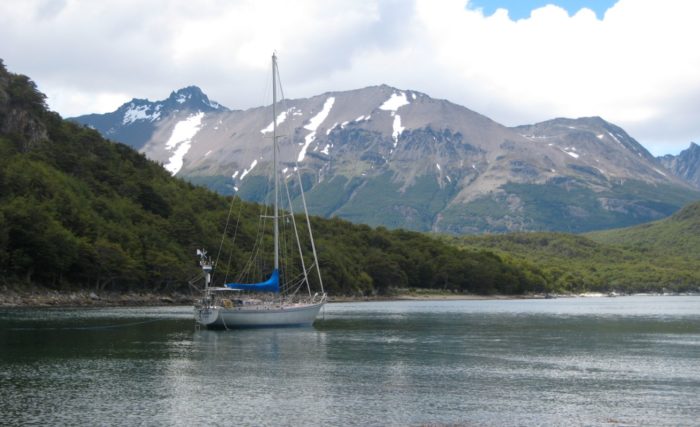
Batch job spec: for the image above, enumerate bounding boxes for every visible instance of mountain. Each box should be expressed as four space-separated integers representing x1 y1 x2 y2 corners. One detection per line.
71 86 229 152
71 85 700 234
1 60 553 296
658 142 700 189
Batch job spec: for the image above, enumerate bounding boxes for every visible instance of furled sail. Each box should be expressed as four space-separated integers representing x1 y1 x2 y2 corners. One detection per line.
225 269 280 293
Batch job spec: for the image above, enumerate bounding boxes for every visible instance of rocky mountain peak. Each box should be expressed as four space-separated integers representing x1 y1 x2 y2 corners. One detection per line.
512 116 661 173
658 142 700 189
165 85 228 112
71 85 229 150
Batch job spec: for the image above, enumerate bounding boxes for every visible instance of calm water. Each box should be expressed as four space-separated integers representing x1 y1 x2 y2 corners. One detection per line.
1 296 699 426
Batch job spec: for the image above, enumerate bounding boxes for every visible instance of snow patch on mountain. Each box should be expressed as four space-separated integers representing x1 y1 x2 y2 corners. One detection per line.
205 99 221 109
379 92 410 146
239 159 258 180
298 97 335 162
379 92 410 113
607 132 622 146
260 110 288 134
164 112 204 175
391 115 405 147
122 104 161 125
326 123 338 135
521 134 550 141
562 147 580 158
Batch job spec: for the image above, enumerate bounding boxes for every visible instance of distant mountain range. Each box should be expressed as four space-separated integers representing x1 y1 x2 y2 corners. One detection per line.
657 142 700 189
71 85 700 233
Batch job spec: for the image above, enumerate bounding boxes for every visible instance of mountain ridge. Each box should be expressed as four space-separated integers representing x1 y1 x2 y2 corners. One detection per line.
658 142 700 189
72 84 700 234
71 85 229 151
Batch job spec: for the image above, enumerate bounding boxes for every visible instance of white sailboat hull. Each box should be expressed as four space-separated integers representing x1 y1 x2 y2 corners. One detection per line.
195 302 324 328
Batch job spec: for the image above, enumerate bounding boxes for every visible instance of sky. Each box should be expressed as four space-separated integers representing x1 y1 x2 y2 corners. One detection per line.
1 0 699 156
469 0 615 19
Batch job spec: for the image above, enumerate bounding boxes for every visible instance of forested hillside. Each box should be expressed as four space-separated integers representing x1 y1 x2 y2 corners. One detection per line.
0 60 549 297
587 201 700 258
452 203 700 293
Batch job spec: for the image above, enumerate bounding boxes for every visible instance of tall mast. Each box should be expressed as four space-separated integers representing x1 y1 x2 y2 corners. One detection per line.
272 53 279 271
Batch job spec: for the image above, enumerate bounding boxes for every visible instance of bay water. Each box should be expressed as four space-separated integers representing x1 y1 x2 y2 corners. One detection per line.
1 296 699 425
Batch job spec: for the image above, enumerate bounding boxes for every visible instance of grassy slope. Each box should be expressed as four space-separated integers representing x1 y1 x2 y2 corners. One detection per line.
450 202 700 292
587 201 700 258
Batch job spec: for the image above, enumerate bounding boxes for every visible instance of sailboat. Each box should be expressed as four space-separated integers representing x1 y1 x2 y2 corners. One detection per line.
194 53 327 328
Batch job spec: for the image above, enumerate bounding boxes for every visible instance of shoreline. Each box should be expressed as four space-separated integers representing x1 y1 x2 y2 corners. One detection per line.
1 290 515 308
0 288 195 308
328 293 542 302
2 287 697 308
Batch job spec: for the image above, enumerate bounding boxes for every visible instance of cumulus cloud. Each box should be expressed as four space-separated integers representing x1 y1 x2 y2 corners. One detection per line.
0 0 698 155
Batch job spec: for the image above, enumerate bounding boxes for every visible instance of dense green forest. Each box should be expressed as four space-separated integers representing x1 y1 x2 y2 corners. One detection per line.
451 201 700 293
587 201 700 257
0 60 551 296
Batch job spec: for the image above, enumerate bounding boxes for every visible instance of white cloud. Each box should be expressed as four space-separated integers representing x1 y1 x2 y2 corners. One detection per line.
1 0 699 155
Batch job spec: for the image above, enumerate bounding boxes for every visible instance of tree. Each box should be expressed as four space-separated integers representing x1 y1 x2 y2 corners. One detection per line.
365 252 408 294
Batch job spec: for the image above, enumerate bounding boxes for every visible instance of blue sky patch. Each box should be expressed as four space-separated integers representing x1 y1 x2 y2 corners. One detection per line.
468 0 618 20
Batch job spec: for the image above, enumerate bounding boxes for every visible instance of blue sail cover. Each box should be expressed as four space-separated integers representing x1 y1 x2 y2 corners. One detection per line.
225 269 280 293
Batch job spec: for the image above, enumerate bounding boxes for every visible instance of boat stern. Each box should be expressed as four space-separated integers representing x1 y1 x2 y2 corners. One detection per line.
194 306 220 326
